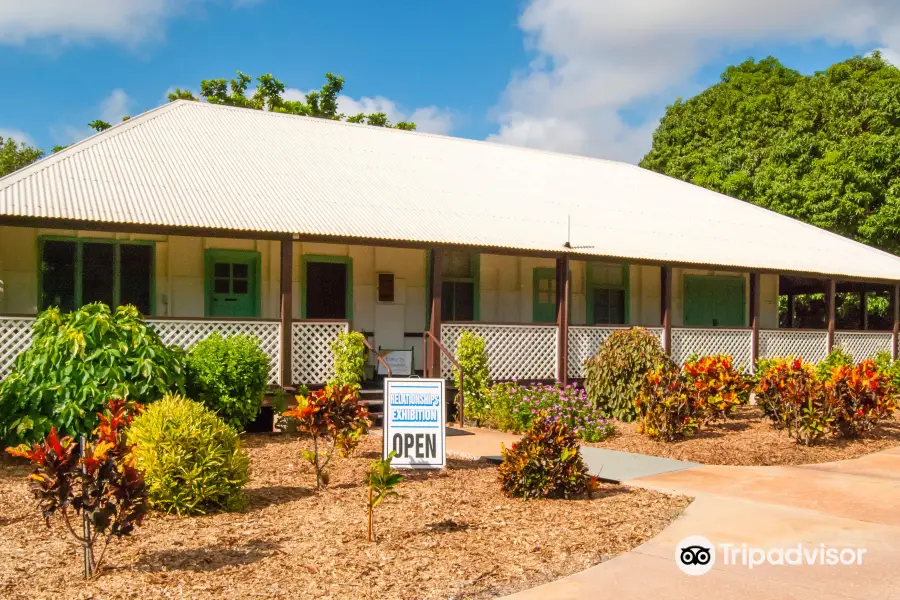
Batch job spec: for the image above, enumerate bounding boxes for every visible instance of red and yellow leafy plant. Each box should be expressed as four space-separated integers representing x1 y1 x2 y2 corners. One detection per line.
498 414 599 500
682 354 750 421
6 399 148 577
826 360 897 438
635 365 702 441
754 358 834 445
283 384 369 489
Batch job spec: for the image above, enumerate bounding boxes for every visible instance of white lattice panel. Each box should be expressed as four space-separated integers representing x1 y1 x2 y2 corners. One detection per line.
441 323 558 380
150 319 281 384
759 330 828 364
291 321 349 385
0 317 35 380
567 326 628 379
834 332 894 363
672 328 753 371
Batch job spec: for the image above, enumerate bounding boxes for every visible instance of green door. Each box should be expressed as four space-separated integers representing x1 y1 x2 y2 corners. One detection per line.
683 276 745 327
206 250 260 317
532 267 557 323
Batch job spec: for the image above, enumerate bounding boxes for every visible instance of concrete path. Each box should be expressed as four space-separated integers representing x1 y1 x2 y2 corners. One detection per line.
503 446 900 600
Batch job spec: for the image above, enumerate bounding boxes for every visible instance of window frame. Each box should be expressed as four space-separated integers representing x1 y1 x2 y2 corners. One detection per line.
37 235 156 315
425 249 480 323
300 254 353 320
586 262 629 326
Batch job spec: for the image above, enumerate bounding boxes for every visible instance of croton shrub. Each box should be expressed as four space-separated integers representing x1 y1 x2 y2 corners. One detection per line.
6 399 148 576
635 354 750 442
754 358 896 445
283 384 370 489
498 414 598 500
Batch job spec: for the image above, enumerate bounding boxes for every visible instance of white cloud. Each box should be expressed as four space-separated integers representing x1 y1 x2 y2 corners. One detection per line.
100 89 133 123
0 128 35 146
283 88 455 135
0 0 262 46
490 0 900 163
878 47 900 67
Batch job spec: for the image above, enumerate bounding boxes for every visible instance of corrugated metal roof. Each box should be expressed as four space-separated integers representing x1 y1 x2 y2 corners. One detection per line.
1 100 899 282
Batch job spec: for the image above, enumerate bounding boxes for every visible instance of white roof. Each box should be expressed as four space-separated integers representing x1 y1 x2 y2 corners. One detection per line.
1 100 899 282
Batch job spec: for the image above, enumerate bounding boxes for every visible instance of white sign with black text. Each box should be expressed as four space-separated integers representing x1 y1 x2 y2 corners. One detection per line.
382 378 446 469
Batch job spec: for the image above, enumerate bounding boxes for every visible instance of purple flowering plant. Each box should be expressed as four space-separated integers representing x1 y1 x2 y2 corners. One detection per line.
484 381 615 442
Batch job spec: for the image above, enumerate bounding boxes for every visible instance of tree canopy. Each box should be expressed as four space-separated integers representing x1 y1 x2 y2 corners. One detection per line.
0 137 43 178
168 71 416 130
641 53 900 254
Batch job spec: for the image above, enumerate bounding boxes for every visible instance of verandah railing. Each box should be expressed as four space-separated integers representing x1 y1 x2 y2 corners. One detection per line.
440 322 559 380
0 316 348 386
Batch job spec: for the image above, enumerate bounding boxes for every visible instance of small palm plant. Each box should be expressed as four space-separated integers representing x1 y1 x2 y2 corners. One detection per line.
366 451 403 542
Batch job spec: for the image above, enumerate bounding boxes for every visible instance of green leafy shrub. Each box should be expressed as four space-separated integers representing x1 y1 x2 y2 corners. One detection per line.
329 331 367 390
815 347 854 380
754 358 834 445
483 382 615 442
873 351 900 390
455 331 491 423
6 399 148 577
498 415 597 500
185 332 270 430
283 385 369 489
127 393 249 515
366 450 403 542
0 304 184 446
584 327 673 421
827 360 897 438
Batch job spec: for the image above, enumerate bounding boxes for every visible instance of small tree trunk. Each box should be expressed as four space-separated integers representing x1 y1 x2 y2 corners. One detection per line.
80 436 93 579
367 484 374 542
313 436 322 489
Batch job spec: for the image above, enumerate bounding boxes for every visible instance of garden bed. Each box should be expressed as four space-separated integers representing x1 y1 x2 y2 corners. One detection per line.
0 434 689 600
587 406 900 466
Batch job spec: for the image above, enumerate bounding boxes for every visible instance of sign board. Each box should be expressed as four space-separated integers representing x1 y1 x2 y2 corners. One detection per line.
382 378 445 469
376 349 413 376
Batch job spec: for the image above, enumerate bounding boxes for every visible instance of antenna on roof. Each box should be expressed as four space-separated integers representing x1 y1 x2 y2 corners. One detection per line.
564 214 594 250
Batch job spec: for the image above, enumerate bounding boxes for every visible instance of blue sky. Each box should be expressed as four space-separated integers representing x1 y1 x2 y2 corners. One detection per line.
1 1 898 163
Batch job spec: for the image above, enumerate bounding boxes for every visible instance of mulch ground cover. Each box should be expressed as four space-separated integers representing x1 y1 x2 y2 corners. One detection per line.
588 406 900 466
0 434 689 600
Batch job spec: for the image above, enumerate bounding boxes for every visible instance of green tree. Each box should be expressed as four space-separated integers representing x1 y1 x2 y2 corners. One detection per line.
168 71 416 130
641 53 900 254
0 137 43 177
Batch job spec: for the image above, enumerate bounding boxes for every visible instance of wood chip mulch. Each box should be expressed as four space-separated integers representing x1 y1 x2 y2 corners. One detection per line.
587 406 900 466
0 434 689 600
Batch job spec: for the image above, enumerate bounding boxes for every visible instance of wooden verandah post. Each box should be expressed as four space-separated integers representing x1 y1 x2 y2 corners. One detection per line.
826 279 836 354
279 238 293 388
893 284 899 361
660 266 672 354
750 272 760 371
426 248 443 378
555 255 570 384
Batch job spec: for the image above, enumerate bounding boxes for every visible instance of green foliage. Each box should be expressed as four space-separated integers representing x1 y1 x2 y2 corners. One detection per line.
642 53 900 254
283 385 369 489
584 327 673 421
0 304 184 446
128 394 249 515
455 331 491 423
482 382 615 442
168 71 417 130
329 331 367 390
498 415 598 500
873 351 900 390
6 399 148 576
366 450 403 542
815 348 854 380
0 136 43 177
185 333 270 430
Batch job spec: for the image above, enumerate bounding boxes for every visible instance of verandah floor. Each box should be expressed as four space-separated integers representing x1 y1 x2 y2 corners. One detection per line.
0 434 689 600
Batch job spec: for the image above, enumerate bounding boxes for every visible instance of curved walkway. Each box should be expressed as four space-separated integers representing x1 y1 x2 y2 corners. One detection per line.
445 428 900 599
